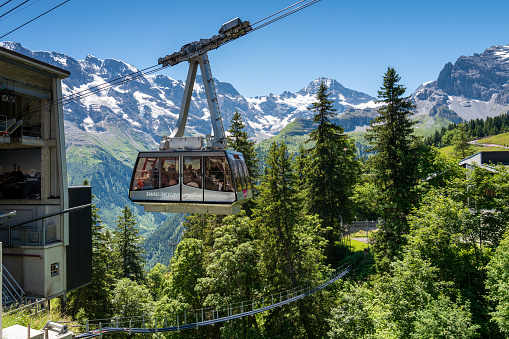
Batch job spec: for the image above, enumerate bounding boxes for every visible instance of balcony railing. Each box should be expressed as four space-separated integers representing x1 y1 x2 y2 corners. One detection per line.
0 223 57 246
21 123 42 138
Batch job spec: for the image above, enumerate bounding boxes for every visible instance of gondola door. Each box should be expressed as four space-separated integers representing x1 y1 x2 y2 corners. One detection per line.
181 156 204 202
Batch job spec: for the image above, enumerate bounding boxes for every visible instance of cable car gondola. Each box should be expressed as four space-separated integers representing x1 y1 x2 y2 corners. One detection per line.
129 18 254 214
129 147 252 214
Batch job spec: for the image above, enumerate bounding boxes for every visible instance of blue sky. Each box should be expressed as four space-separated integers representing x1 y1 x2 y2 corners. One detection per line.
2 0 509 98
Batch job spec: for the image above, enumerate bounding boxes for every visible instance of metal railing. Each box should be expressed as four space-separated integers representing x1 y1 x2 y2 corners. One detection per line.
4 297 46 315
70 265 352 338
0 211 16 226
3 264 24 307
0 204 91 246
21 123 41 138
6 223 57 246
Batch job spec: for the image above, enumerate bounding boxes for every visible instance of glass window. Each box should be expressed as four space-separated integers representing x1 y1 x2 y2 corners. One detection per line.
205 157 234 192
235 159 247 190
183 157 202 188
231 158 242 192
240 160 252 190
51 262 59 277
161 157 179 188
132 157 160 190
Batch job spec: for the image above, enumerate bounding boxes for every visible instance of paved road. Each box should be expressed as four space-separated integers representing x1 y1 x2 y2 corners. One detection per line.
468 141 509 148
351 237 369 244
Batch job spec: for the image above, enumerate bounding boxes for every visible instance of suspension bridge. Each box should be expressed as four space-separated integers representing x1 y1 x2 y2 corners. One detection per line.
67 264 352 338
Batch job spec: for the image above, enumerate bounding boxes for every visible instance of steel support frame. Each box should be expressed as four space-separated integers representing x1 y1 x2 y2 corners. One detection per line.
170 53 225 149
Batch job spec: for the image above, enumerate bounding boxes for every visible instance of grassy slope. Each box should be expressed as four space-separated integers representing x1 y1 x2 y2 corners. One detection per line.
438 132 509 158
473 132 509 146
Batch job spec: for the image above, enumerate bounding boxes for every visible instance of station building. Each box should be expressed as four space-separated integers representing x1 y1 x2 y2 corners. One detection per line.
0 46 91 305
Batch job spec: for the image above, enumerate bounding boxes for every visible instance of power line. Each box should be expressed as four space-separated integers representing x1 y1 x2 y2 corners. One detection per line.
0 0 70 39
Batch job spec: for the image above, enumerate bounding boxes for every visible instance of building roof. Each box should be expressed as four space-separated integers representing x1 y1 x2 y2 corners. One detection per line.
459 150 509 172
0 46 70 78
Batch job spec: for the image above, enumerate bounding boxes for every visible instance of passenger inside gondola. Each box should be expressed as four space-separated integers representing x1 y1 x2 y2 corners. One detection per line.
205 157 234 192
161 158 179 187
184 164 201 188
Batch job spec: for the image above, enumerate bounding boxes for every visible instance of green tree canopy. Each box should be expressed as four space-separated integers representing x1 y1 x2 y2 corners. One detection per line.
112 205 146 283
252 141 330 337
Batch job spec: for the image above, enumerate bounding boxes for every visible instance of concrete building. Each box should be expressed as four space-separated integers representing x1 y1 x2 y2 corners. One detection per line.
459 151 509 172
0 46 91 304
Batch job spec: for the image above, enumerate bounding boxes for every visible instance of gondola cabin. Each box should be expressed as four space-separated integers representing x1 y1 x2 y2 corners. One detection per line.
129 149 252 214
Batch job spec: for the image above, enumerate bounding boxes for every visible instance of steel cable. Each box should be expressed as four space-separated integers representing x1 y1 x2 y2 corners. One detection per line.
12 64 163 120
6 0 320 121
251 0 308 26
0 0 42 23
0 0 30 19
0 0 69 38
0 0 13 9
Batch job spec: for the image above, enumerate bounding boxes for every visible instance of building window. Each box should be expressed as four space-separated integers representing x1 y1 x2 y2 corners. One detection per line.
51 263 59 277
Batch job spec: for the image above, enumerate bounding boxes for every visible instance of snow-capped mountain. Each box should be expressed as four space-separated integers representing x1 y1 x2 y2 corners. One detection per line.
0 42 378 145
412 45 509 122
0 41 381 226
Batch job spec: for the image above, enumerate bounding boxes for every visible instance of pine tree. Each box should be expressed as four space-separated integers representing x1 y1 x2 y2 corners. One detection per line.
306 82 359 261
112 206 145 283
227 111 259 182
252 142 329 337
452 123 473 159
365 67 420 269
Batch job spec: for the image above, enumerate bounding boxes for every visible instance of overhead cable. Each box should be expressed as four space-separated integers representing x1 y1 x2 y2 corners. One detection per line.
250 0 320 32
0 0 13 9
0 0 70 39
0 0 42 23
13 64 163 120
251 0 308 26
10 0 321 119
0 0 30 19
218 0 320 50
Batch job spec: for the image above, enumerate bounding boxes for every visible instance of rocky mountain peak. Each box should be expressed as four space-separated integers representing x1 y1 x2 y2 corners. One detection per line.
435 44 509 104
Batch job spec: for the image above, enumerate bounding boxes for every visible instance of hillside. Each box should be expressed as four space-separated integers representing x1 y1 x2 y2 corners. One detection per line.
143 213 186 269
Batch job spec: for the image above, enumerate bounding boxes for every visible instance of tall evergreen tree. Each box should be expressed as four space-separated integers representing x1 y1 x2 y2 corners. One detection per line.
112 206 145 283
365 67 420 269
252 142 329 338
227 110 259 182
306 82 359 260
